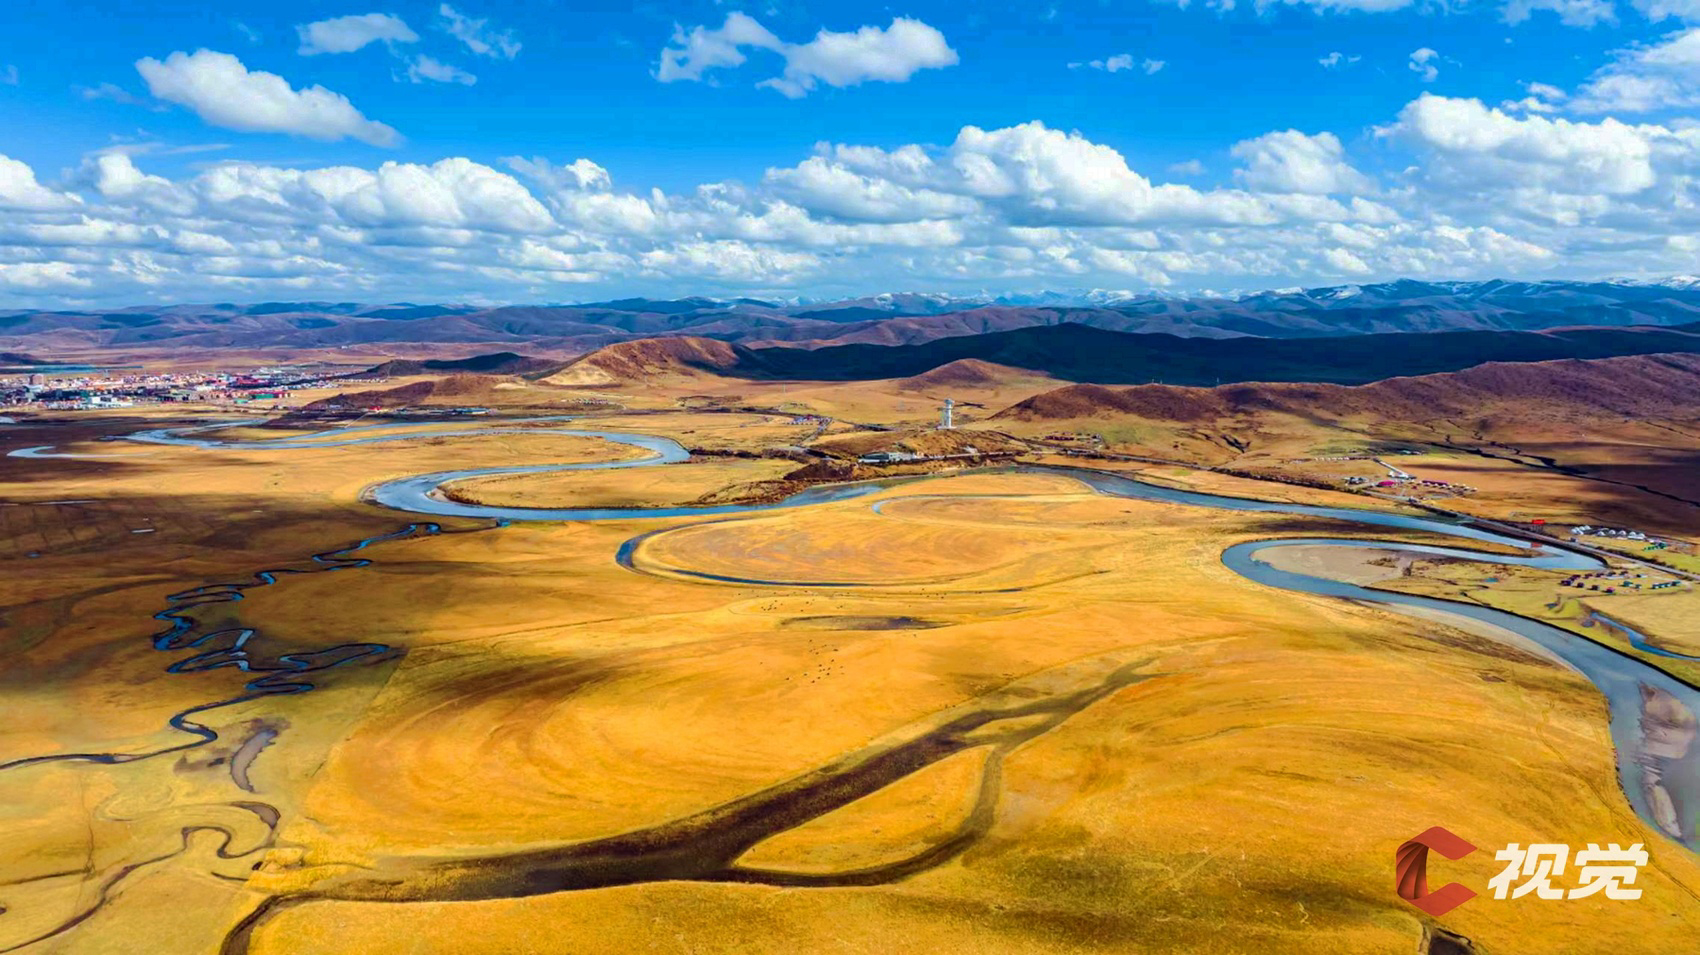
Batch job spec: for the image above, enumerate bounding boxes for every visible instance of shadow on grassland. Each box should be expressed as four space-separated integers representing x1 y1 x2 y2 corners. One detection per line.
219 658 1162 955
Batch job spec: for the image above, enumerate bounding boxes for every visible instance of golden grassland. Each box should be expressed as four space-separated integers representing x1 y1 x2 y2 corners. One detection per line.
567 410 822 449
3 402 1700 955
219 477 1700 953
564 370 1062 428
1591 592 1700 657
443 457 799 509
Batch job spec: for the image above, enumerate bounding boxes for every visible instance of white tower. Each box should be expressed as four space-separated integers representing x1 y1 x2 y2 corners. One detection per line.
941 398 954 430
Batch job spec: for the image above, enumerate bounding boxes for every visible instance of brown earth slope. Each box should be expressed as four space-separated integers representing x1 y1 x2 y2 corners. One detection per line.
994 353 1700 533
299 374 576 412
997 353 1700 423
359 352 563 378
543 336 749 386
895 358 1052 391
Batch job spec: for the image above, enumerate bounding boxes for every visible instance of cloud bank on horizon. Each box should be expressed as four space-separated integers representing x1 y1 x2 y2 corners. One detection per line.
3 2 1700 306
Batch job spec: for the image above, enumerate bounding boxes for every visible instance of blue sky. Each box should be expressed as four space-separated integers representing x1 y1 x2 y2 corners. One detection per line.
2 0 1699 305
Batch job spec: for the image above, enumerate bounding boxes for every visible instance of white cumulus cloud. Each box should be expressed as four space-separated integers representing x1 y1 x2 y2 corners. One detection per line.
1231 130 1376 195
1630 0 1700 20
406 55 477 85
1067 55 1164 74
1322 246 1373 274
641 240 819 282
0 155 83 211
1260 0 1418 12
656 12 781 83
135 50 400 146
1409 48 1440 83
297 13 419 55
0 262 90 289
764 156 979 222
1571 28 1700 113
187 157 557 233
438 3 520 59
1501 81 1567 113
506 156 614 192
657 14 957 98
1383 93 1694 232
1501 0 1617 25
764 18 958 97
3 107 1699 307
76 82 164 109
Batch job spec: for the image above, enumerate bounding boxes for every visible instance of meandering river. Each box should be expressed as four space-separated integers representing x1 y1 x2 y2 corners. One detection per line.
13 416 1698 847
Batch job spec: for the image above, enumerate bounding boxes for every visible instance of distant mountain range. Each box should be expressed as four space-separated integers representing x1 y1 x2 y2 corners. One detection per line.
10 279 1700 355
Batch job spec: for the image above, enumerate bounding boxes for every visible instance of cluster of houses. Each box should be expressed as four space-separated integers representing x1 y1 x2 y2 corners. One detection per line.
1413 478 1476 492
1343 474 1476 494
1560 570 1684 593
39 393 134 410
1571 524 1647 539
857 450 921 465
1562 573 1626 594
1568 525 1669 547
856 446 1007 466
856 442 1020 467
2 366 385 411
1333 457 1474 495
1314 450 1422 462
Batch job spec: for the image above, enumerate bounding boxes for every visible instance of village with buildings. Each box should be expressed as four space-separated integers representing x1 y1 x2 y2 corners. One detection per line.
0 366 384 412
1338 456 1479 498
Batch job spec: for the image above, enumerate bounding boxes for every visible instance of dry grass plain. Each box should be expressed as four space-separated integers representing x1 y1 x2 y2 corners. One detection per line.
3 404 1699 955
443 457 799 509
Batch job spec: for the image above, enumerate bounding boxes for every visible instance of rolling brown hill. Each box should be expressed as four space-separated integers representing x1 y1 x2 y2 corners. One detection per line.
995 353 1700 423
994 352 1700 533
304 380 439 411
358 352 562 378
541 336 752 386
895 358 1051 391
300 374 551 411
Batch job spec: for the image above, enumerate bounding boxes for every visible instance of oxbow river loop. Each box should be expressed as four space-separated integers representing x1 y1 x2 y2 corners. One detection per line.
13 416 1698 849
